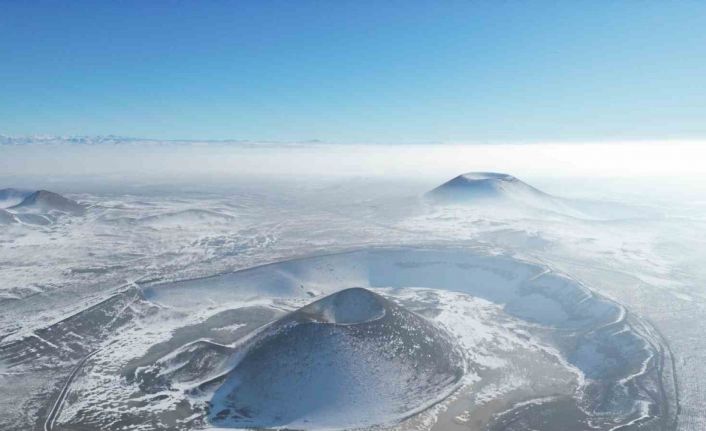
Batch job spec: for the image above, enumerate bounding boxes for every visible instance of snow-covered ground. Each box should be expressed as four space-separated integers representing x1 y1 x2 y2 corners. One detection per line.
1 152 705 430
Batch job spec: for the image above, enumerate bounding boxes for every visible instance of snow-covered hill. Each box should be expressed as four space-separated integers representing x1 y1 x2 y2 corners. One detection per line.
426 172 579 213
0 188 86 226
428 172 547 202
426 172 648 220
207 287 463 429
0 188 34 209
0 135 140 146
9 190 85 215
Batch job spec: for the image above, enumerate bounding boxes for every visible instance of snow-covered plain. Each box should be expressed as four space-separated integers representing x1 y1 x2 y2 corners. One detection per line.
1 140 705 430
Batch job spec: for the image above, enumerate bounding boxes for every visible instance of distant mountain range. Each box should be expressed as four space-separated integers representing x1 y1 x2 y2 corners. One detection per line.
0 135 141 146
0 135 322 146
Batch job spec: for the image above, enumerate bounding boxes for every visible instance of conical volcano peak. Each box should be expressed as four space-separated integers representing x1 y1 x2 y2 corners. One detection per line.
9 189 85 215
457 172 519 181
426 171 549 205
297 287 386 325
207 287 464 429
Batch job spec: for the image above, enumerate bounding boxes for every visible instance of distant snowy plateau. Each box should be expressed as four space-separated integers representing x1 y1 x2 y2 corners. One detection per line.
1 171 706 431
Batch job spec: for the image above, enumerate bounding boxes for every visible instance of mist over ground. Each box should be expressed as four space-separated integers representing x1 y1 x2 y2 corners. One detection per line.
2 138 706 203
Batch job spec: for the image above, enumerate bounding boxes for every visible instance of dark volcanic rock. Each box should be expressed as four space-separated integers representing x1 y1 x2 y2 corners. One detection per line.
10 190 84 215
208 287 464 429
426 172 549 204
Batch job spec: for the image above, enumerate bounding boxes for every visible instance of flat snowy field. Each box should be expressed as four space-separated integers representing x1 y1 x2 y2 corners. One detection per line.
1 147 705 430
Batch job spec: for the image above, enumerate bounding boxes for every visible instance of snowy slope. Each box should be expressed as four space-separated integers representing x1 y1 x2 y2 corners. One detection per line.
9 190 85 215
208 288 463 429
0 208 18 225
0 188 34 209
426 172 648 219
427 173 548 202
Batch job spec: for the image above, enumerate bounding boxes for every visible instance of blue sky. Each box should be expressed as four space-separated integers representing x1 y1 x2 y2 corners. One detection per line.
1 1 705 143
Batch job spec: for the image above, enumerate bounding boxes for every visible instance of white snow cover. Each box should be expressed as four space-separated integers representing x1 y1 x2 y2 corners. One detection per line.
299 287 386 324
0 166 700 431
208 288 462 430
